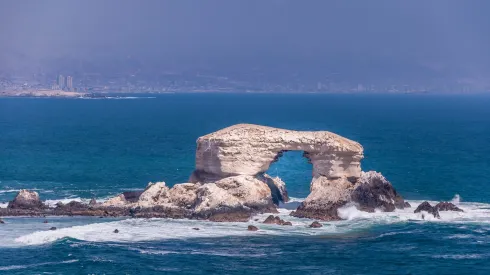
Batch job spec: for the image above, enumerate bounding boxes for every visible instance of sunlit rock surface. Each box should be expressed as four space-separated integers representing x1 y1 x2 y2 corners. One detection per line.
190 124 363 183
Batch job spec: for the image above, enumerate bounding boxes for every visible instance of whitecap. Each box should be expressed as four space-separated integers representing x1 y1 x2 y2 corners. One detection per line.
6 199 490 247
43 196 111 207
451 194 462 204
0 260 78 271
431 254 489 259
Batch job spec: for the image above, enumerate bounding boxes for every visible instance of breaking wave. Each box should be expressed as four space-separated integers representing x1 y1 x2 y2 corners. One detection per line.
6 198 489 247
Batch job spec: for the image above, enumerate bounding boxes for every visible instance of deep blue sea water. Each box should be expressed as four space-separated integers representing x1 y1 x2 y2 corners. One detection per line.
0 94 489 274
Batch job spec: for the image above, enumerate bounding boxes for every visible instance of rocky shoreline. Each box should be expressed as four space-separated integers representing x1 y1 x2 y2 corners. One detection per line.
0 124 463 222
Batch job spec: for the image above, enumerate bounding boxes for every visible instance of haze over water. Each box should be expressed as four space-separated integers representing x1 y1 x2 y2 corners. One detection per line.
1 94 489 274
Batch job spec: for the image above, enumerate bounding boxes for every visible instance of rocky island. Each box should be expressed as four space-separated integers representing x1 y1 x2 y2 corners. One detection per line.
0 124 460 221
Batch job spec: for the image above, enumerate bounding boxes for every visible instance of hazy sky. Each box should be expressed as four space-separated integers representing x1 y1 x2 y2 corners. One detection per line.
1 0 490 77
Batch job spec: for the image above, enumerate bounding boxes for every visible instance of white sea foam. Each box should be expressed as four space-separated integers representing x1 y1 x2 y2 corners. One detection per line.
105 96 156 99
4 198 490 247
0 260 78 271
431 254 489 259
44 196 111 207
0 202 8 208
0 188 43 194
451 194 461 204
337 204 372 220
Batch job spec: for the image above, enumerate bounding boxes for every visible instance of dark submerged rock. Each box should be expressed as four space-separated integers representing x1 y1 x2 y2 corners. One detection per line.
113 229 119 233
263 215 280 224
434 202 463 212
0 219 4 224
43 220 48 223
263 215 291 225
309 221 323 228
192 227 200 230
49 227 57 230
247 225 258 231
291 200 345 221
404 202 411 208
414 201 440 218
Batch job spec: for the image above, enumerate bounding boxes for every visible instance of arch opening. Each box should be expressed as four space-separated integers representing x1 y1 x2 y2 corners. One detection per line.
263 150 313 205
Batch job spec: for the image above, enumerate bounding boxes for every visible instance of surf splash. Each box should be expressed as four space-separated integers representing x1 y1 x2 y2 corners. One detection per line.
7 199 490 247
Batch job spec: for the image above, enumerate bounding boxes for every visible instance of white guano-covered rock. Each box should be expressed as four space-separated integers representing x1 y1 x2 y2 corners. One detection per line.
190 124 363 183
193 175 275 216
102 194 128 207
8 189 45 209
137 181 170 207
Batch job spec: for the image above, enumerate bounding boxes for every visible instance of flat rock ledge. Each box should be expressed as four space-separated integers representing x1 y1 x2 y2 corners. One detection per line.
0 124 409 222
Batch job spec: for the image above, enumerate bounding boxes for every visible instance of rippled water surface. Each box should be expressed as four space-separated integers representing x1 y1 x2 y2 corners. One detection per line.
1 94 489 274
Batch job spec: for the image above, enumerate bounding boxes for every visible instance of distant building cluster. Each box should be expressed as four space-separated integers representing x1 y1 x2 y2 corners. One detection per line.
51 74 75 91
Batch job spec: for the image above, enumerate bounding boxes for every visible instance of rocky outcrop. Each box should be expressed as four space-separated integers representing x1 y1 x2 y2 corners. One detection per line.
263 215 291 225
351 171 407 212
292 171 407 220
168 183 200 208
414 201 440 218
190 124 363 183
309 221 323 228
102 194 128 207
193 175 276 221
8 190 45 210
247 225 259 231
434 202 463 212
0 124 410 223
291 176 354 220
137 181 169 207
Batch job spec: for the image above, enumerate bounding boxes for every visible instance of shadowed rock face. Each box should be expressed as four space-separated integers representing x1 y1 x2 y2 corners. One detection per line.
351 171 406 212
291 171 408 220
190 124 364 183
414 201 441 218
435 202 463 212
258 173 289 204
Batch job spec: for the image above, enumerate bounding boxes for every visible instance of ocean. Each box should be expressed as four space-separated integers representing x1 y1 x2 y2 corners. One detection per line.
0 93 489 274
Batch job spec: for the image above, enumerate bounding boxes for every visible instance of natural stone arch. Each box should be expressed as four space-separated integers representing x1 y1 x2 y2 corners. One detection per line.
189 124 364 184
2 123 410 222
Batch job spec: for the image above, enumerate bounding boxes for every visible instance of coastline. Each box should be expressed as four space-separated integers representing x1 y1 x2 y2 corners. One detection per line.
0 89 86 98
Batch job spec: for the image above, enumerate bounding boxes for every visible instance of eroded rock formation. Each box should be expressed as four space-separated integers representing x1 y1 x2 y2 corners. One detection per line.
0 124 408 222
190 124 363 183
291 171 409 220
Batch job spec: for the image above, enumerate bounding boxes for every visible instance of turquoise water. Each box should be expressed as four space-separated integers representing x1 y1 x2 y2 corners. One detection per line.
1 94 489 274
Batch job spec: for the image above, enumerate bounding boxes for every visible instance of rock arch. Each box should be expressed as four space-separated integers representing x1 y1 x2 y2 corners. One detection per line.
189 124 364 183
189 124 407 221
2 124 408 222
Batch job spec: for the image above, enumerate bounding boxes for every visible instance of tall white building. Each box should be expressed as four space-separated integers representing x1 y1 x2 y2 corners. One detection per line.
58 75 65 90
66 76 73 91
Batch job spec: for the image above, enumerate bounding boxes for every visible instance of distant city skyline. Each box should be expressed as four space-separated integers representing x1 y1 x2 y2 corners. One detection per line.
1 1 490 93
